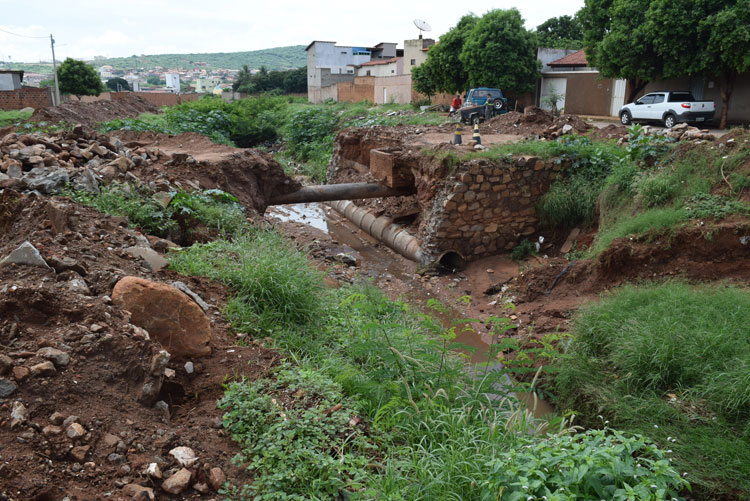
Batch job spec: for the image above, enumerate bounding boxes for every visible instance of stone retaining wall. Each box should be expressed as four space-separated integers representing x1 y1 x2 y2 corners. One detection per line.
418 156 560 260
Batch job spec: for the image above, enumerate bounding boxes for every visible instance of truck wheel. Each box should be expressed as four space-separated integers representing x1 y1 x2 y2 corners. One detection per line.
620 110 632 125
664 114 676 128
493 99 505 111
472 115 481 125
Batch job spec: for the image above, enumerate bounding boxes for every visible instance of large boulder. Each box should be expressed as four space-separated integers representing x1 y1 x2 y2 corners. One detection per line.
112 277 212 357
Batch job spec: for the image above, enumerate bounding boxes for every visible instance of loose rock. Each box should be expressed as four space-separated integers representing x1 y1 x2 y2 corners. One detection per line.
36 347 70 368
0 378 18 397
0 241 51 270
162 468 192 495
112 277 212 357
30 360 57 377
122 484 155 500
169 446 198 467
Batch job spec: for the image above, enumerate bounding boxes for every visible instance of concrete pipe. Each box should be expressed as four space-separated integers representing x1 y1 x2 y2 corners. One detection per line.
328 200 427 264
268 183 416 206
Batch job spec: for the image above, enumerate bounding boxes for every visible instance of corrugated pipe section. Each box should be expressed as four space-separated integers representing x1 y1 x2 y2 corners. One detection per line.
327 200 427 264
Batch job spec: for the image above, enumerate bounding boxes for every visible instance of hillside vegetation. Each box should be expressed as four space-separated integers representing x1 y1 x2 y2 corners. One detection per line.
89 45 307 71
5 45 306 72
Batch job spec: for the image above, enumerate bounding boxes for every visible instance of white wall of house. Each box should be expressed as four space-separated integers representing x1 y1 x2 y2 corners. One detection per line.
165 73 181 93
356 59 401 78
0 73 22 91
540 77 567 111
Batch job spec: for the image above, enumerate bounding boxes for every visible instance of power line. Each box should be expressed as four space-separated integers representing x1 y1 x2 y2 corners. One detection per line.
0 27 49 39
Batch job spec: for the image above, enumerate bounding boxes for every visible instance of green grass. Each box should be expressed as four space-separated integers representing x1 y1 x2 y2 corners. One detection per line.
0 109 33 127
554 281 750 498
168 230 325 333
63 183 247 242
168 230 688 499
538 175 604 230
586 207 687 256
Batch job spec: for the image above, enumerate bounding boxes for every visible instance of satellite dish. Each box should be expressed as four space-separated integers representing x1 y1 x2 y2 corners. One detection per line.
414 19 432 37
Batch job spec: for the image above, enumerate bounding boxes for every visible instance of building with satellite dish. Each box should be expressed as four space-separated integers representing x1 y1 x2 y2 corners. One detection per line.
306 20 440 104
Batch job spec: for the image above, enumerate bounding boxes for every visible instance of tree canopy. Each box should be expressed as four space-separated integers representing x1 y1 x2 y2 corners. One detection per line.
105 77 130 92
536 14 584 49
460 9 540 96
646 0 750 128
232 65 306 94
581 0 661 102
57 58 104 98
412 14 477 95
414 9 538 98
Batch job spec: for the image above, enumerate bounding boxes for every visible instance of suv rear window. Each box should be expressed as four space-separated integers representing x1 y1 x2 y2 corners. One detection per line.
669 92 695 102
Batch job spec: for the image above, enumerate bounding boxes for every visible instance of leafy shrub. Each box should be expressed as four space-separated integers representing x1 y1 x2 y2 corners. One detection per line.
483 428 689 500
170 188 248 237
511 239 537 260
64 182 177 237
221 364 375 499
626 124 674 164
684 192 749 219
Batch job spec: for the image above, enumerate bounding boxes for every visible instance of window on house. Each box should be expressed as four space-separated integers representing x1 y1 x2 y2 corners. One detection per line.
341 51 347 54
391 70 395 73
366 70 371 76
410 59 416 65
347 69 353 74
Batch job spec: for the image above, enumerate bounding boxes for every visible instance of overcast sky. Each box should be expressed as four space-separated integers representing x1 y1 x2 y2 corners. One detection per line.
1 0 584 64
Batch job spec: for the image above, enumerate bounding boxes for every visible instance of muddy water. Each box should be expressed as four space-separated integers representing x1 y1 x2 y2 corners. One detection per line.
268 202 553 416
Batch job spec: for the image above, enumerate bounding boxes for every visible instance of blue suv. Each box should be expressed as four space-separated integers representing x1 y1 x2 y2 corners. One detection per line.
464 88 508 110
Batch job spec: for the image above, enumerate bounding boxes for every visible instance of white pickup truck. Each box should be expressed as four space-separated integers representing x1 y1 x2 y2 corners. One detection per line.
619 91 715 128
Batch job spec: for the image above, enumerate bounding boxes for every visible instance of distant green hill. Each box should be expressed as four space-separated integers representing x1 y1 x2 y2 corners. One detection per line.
4 45 307 73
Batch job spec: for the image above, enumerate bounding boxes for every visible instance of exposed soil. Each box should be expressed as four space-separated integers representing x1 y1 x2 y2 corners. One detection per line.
0 189 280 500
4 98 750 500
30 95 160 129
115 131 301 213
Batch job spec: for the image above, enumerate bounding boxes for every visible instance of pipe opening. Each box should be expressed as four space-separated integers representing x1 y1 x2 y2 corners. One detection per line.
437 250 466 272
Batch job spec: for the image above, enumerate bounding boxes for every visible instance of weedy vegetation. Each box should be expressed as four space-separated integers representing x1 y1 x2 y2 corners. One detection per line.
554 281 750 498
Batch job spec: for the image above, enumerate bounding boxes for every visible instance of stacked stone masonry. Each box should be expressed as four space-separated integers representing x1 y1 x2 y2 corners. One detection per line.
419 156 560 261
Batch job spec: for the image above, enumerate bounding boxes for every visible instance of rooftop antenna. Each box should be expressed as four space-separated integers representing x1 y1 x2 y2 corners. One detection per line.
413 19 432 39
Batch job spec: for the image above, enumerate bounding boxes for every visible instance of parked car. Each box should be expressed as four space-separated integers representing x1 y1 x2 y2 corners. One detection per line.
464 88 508 110
619 91 715 128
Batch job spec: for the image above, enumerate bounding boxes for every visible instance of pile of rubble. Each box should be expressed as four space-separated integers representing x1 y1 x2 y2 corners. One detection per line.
541 114 592 139
0 186 269 498
615 122 716 144
30 94 160 129
0 125 178 195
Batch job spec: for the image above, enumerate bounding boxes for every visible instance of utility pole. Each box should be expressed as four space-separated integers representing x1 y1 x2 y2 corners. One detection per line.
50 34 61 106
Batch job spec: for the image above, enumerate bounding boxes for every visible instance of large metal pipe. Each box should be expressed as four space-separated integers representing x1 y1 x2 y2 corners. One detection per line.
327 200 427 264
268 183 415 206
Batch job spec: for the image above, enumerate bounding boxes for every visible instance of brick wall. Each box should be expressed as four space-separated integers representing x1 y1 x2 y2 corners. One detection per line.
0 87 53 110
419 156 560 260
338 76 375 103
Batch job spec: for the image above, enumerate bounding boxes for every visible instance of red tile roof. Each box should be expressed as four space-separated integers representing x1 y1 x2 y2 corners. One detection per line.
548 49 588 67
358 57 399 67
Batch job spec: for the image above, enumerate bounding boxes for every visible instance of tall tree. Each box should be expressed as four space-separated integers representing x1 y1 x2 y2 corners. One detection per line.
57 58 104 99
460 9 539 96
105 77 130 92
536 14 584 49
581 0 661 103
647 0 750 128
411 14 478 95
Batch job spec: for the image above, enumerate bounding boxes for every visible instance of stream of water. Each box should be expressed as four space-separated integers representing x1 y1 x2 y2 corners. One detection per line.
268 202 553 416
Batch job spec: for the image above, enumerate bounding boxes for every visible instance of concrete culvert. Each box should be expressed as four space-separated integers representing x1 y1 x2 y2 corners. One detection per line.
437 250 466 271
